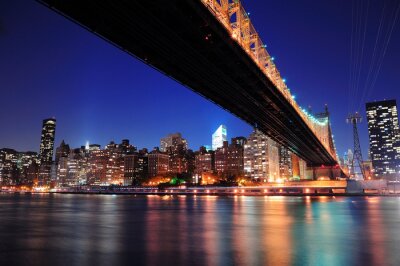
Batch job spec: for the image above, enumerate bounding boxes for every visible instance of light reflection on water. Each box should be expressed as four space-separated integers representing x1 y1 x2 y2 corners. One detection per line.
0 194 399 266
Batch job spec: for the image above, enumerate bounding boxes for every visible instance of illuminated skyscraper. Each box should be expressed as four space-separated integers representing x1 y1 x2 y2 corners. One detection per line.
244 129 280 181
38 118 56 185
212 125 227 151
366 100 400 180
39 118 56 165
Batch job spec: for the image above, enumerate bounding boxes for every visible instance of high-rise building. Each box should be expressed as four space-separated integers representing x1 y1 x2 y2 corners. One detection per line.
159 133 194 175
213 138 245 177
148 148 169 177
87 149 108 185
195 146 214 174
39 118 56 165
244 129 280 181
227 137 246 177
57 147 89 187
279 146 292 179
366 100 400 180
17 151 39 185
38 118 56 186
167 144 195 175
77 140 138 186
160 133 187 152
214 141 229 175
0 149 18 185
212 125 227 151
55 140 70 165
124 151 148 185
57 156 69 185
0 149 39 186
104 141 124 185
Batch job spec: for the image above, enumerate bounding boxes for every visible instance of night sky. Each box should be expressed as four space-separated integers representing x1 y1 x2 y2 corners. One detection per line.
1 0 399 158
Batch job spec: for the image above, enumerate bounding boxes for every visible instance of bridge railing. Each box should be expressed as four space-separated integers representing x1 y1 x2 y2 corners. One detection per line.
201 0 337 161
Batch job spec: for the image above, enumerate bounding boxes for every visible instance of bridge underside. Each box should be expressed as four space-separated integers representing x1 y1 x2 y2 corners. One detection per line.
38 0 337 166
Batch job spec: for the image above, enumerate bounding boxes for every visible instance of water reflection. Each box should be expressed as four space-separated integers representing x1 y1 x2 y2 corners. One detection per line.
0 194 399 266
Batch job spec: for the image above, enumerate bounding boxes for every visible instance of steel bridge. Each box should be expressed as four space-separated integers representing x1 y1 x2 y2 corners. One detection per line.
38 0 340 168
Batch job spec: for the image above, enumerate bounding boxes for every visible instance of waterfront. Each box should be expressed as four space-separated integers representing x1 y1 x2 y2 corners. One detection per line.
0 194 399 265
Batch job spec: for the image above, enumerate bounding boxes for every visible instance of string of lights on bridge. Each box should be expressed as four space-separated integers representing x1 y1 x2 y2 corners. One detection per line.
201 0 338 160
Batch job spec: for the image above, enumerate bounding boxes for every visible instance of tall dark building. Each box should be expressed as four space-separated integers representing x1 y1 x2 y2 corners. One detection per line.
38 118 56 186
227 137 245 177
148 148 169 177
279 146 292 179
55 140 70 164
195 146 215 174
39 118 56 165
124 151 148 186
366 100 400 180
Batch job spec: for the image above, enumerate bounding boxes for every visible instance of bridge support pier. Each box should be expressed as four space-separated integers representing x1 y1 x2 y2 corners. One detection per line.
309 165 342 180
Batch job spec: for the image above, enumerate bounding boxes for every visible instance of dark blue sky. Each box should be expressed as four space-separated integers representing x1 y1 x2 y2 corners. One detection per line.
0 0 399 158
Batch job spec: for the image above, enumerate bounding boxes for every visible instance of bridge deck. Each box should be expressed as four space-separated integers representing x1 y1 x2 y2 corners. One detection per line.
38 0 337 166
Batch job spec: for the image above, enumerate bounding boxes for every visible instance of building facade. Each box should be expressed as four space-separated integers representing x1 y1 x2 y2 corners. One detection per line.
366 100 400 180
148 148 169 177
55 140 70 165
212 125 227 151
38 118 56 186
227 137 245 177
0 149 39 186
214 141 229 175
39 118 56 165
160 133 187 152
244 129 280 181
279 146 292 179
124 150 148 186
195 146 214 174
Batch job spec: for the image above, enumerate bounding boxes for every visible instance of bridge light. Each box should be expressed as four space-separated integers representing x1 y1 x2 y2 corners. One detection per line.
283 78 286 83
271 57 275 61
292 95 296 99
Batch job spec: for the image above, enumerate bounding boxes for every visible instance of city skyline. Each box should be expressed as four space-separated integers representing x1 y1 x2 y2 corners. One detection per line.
1 2 400 265
1 1 400 158
0 117 303 187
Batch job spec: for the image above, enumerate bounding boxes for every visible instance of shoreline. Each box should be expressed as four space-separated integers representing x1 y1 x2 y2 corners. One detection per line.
2 190 400 197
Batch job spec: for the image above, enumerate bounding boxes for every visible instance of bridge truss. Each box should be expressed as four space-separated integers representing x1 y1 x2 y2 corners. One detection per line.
201 0 338 161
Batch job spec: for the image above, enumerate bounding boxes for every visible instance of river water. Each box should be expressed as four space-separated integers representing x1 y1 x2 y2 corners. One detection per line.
0 193 399 266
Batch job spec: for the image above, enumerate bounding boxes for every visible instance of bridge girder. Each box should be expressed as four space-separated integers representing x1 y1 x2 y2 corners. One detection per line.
37 0 339 167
